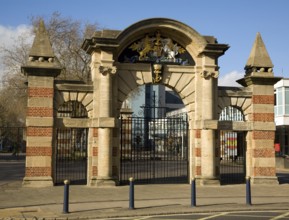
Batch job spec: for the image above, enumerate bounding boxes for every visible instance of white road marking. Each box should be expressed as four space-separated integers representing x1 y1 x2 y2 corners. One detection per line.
271 212 289 220
199 212 229 220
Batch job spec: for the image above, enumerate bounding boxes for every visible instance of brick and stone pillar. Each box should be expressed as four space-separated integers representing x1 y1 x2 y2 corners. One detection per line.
89 50 117 187
23 77 56 187
239 74 280 184
21 20 61 187
200 69 219 185
237 32 282 184
194 42 228 185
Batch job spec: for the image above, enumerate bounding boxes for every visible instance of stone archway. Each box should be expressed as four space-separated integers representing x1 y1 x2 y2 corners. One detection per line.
82 18 229 186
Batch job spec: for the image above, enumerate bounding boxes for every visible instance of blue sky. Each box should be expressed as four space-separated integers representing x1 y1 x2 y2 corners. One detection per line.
0 0 289 84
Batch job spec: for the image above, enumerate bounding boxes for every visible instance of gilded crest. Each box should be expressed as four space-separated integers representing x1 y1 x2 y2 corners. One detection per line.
128 31 186 64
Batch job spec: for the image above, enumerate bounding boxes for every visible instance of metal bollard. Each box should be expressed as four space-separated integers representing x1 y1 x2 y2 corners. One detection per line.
191 178 196 207
246 176 252 205
63 179 70 213
129 177 135 209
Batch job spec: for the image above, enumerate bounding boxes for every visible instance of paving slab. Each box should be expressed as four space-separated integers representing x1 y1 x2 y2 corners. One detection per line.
0 160 289 219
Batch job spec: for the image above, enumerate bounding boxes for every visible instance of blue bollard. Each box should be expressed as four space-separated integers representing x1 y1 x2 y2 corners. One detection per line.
191 178 196 207
129 177 135 209
63 179 70 213
246 176 252 205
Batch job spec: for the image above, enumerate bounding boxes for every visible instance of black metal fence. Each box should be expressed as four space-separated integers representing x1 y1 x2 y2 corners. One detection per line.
55 128 88 185
120 115 188 185
0 127 26 160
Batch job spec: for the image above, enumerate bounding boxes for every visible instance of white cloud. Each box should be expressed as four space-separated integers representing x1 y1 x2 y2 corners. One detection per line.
218 71 245 87
0 25 33 84
0 24 33 49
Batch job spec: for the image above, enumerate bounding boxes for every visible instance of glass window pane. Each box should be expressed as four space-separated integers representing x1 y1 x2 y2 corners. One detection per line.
285 88 289 104
285 105 289 115
277 88 283 105
278 106 283 115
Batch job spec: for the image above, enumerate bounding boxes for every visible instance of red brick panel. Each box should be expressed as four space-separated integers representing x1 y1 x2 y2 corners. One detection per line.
28 87 53 98
92 147 98 156
252 95 274 104
26 147 52 156
253 149 275 158
195 166 201 176
253 167 275 176
195 129 201 138
252 113 274 122
27 127 53 136
252 131 275 140
93 128 98 137
92 166 98 176
26 167 51 177
27 107 53 117
195 148 201 157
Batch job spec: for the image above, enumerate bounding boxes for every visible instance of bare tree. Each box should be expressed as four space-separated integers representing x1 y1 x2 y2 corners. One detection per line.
0 12 99 126
30 12 98 82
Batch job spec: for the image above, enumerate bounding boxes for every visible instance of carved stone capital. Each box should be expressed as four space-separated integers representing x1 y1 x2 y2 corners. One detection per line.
200 70 219 79
99 65 117 76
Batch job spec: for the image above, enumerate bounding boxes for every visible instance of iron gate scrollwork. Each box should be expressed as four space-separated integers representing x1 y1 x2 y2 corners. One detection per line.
55 128 88 185
120 105 188 185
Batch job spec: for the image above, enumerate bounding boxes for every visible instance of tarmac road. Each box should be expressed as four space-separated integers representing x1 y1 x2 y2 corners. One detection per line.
106 211 289 219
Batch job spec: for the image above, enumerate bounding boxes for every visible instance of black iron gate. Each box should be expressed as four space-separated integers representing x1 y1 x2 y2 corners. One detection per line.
120 114 188 185
220 131 246 184
55 128 88 185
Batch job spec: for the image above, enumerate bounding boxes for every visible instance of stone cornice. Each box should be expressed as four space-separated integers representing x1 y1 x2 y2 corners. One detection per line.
237 75 282 87
199 43 229 58
21 65 61 77
82 37 119 55
55 83 93 92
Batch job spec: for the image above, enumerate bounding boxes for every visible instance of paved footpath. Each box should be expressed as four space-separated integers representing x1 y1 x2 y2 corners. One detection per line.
0 162 289 219
0 179 289 219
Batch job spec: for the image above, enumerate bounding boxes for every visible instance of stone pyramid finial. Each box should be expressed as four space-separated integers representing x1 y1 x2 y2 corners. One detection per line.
29 19 55 59
21 20 61 77
245 32 273 74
